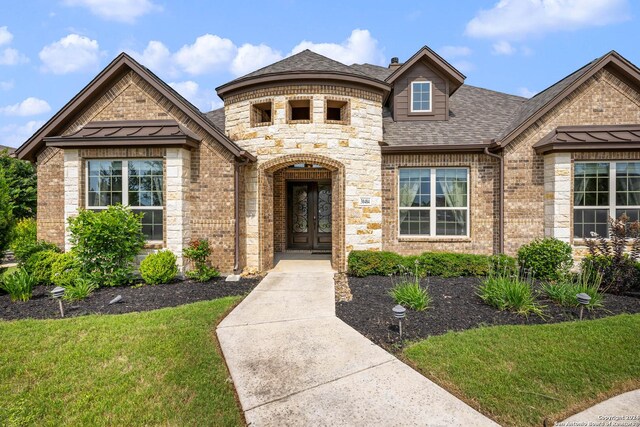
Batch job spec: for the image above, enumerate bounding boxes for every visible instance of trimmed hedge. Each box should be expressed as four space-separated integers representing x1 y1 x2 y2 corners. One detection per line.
348 250 516 278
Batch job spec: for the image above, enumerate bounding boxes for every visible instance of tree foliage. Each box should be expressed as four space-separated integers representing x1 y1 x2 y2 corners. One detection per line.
0 149 36 220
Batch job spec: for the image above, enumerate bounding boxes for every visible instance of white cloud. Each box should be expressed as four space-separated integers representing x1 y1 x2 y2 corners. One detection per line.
129 40 177 76
169 80 222 111
438 45 472 58
0 80 14 90
492 41 516 55
174 34 236 75
0 27 13 46
39 34 103 74
0 48 29 65
0 120 45 147
1 97 51 116
290 29 385 66
231 43 283 76
465 0 629 40
518 87 537 98
62 0 162 23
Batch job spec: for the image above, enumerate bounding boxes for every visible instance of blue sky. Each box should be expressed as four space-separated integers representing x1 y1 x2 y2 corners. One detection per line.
1 0 639 147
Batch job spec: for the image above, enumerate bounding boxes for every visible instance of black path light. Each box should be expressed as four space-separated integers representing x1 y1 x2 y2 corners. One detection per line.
576 293 591 320
392 305 407 338
51 286 65 318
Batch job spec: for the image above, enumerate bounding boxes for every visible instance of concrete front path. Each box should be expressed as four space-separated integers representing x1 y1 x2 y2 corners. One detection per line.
560 390 640 425
217 256 498 426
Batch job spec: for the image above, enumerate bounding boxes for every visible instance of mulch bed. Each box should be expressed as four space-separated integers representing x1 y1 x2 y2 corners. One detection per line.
0 276 262 321
336 276 640 350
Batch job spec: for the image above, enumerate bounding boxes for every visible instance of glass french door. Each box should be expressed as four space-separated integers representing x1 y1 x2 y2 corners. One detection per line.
287 181 332 250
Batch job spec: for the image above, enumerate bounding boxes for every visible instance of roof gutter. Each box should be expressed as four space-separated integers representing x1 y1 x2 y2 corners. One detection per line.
381 143 490 154
483 142 504 254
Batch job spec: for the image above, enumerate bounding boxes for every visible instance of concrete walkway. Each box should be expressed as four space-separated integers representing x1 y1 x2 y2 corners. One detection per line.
216 256 498 426
559 389 640 425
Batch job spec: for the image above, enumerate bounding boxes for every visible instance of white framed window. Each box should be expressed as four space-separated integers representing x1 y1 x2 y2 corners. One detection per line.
410 81 432 113
573 161 640 238
398 168 469 237
86 159 164 242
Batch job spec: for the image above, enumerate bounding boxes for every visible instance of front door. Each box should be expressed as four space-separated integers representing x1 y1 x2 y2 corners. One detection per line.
287 181 332 251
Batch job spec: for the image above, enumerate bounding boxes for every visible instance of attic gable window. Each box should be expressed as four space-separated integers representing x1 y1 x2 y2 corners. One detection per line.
411 81 432 113
325 99 349 124
288 99 312 123
251 101 272 127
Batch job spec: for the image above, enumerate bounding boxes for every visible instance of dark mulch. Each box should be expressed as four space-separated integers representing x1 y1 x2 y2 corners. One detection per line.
336 276 640 350
0 276 262 321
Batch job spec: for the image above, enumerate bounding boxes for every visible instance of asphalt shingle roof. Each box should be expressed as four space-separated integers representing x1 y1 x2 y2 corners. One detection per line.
383 85 526 146
205 108 225 133
349 63 394 82
0 145 16 154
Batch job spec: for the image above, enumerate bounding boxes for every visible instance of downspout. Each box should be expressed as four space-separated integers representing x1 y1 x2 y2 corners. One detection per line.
234 154 251 273
484 143 504 254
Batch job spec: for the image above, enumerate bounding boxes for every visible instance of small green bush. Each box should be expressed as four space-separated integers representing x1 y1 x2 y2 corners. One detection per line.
68 205 145 287
63 278 98 302
50 252 82 288
0 268 37 302
183 239 220 282
389 281 431 311
140 250 179 285
23 250 62 285
517 238 573 280
9 218 59 264
347 251 407 277
478 272 544 317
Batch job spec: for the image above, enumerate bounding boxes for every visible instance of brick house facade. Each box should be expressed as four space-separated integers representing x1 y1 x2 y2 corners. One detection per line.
15 46 640 274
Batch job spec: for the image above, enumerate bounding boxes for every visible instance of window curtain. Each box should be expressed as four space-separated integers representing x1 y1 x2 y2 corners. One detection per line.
440 179 466 224
399 180 420 222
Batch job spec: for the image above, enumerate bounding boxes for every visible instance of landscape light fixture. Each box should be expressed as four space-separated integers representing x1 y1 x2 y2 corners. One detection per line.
392 304 407 338
576 292 591 320
51 286 65 317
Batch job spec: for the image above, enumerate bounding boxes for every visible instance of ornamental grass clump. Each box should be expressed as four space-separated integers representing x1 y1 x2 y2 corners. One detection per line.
389 261 431 311
543 265 603 310
183 239 219 282
63 278 98 302
0 268 37 302
478 270 544 317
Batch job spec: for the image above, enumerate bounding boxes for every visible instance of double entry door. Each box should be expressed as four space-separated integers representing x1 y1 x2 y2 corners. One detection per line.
287 181 332 251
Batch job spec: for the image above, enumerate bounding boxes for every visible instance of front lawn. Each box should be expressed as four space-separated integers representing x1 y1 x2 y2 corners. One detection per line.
0 298 244 426
404 314 640 427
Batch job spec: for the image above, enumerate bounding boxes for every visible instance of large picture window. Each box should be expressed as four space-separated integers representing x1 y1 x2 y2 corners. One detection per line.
410 81 432 113
399 168 468 236
87 159 164 241
573 161 640 238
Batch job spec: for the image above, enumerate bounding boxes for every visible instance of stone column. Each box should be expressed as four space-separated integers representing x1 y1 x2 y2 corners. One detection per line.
244 164 260 270
165 148 191 272
63 149 81 251
544 153 572 242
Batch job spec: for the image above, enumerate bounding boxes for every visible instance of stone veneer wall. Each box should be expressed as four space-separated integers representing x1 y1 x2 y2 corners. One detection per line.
225 85 384 272
504 68 640 256
382 152 500 255
36 70 238 272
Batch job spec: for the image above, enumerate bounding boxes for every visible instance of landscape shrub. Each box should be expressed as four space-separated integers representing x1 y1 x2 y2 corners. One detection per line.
583 214 640 294
139 250 178 285
516 237 573 280
183 239 220 282
63 278 98 302
347 250 517 278
68 205 145 287
50 252 82 288
23 250 62 285
9 218 59 264
478 271 544 317
0 268 37 302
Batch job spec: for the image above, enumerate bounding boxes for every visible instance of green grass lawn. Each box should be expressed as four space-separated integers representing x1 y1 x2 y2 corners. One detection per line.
0 298 244 427
404 314 640 427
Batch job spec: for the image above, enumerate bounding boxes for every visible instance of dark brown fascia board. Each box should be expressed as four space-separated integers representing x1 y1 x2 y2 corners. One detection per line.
381 143 490 154
384 46 466 94
15 53 255 163
216 71 390 99
534 141 640 155
498 51 640 150
44 136 199 150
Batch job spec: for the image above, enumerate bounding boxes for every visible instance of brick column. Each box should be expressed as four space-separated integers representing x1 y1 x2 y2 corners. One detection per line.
63 149 81 251
165 148 191 272
544 153 571 242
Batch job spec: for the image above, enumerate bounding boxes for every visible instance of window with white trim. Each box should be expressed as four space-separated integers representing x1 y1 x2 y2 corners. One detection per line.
573 161 640 238
410 81 432 112
399 168 468 236
86 159 164 241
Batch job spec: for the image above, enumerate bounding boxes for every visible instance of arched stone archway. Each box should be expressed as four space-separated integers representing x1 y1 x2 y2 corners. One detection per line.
258 154 346 271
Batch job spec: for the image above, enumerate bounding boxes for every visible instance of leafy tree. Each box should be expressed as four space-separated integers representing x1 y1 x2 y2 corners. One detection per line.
0 148 37 219
0 170 14 255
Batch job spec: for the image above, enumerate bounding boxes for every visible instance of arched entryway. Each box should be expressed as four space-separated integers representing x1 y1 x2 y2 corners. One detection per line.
259 154 345 272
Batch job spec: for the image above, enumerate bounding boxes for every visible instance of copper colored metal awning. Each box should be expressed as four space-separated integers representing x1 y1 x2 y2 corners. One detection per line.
534 124 640 154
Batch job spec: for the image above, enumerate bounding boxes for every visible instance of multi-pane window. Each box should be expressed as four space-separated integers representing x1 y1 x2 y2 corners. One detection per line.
573 161 640 238
399 168 468 236
411 81 432 112
87 160 164 241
